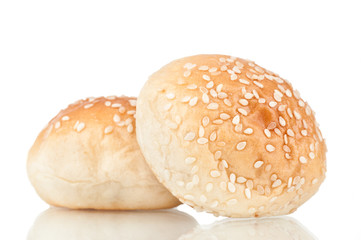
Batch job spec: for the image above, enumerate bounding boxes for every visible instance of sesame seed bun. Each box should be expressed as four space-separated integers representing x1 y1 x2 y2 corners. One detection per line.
136 54 327 217
27 96 180 210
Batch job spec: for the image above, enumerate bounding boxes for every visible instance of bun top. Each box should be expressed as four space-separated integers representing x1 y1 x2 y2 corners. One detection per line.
27 96 180 209
136 54 327 216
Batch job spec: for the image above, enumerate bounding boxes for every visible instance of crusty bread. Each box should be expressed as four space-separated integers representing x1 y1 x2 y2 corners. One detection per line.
27 96 180 210
136 54 326 217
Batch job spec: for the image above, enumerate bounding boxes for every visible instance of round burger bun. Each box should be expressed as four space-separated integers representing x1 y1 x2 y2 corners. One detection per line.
136 54 327 217
27 96 180 210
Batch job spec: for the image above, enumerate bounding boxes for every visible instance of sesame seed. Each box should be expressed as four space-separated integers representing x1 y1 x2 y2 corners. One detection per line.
254 161 264 168
206 81 214 88
199 65 209 71
253 81 264 88
278 105 287 111
239 79 250 85
62 116 69 121
202 74 210 81
287 129 295 137
163 103 172 111
253 90 260 99
113 114 120 123
264 129 271 138
202 93 209 103
199 126 205 137
184 195 194 200
258 98 266 103
127 124 134 133
210 201 218 208
284 134 288 144
84 103 93 109
283 145 291 152
181 96 191 103
191 165 199 174
237 108 248 116
274 90 283 102
104 126 113 134
183 70 191 77
310 143 315 151
54 121 61 129
210 131 217 141
302 120 308 129
294 90 301 99
176 181 184 186
312 178 318 184
235 124 243 133
217 92 227 99
239 99 248 106
272 179 282 188
207 103 219 110
184 63 196 69
236 177 246 184
228 182 236 193
200 195 207 203
214 151 222 160
269 101 277 107
112 103 122 108
192 175 199 185
285 89 292 97
127 110 136 115
230 74 237 80
301 130 308 136
306 106 312 115
209 67 217 72
185 157 196 165
245 93 253 99
129 99 137 106
206 183 213 192
227 199 237 205
221 160 228 168
294 110 301 120
279 116 286 127
299 156 307 164
76 122 85 132
210 89 218 97
270 196 278 202
220 113 230 120
298 100 305 107
187 84 197 90
245 188 252 199
236 141 247 151
265 164 272 172
119 107 126 113
197 138 208 144
189 97 198 106
210 170 221 178
166 93 175 99
266 144 275 152
220 65 227 71
246 180 254 189
271 174 278 181
232 115 240 125
267 122 277 129
202 116 210 127
229 173 236 183
257 185 265 195
309 152 315 159
224 99 232 106
287 108 293 118
244 128 253 134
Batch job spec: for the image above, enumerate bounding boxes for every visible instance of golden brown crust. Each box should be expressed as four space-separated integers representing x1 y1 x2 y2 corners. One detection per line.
136 54 326 217
27 96 180 210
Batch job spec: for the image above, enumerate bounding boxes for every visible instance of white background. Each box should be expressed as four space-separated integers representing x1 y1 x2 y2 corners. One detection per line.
0 0 360 239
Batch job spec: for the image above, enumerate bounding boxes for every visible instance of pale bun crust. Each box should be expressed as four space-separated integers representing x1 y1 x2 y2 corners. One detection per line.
136 54 326 217
27 96 180 210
